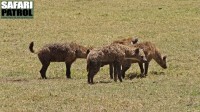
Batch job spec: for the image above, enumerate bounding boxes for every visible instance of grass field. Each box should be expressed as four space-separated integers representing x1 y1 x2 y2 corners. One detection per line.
0 0 200 111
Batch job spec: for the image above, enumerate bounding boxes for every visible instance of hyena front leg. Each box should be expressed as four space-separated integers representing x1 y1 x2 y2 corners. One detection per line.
65 62 72 79
144 62 149 76
138 62 145 77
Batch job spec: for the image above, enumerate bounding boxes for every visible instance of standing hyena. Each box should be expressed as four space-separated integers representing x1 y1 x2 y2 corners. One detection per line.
107 37 138 78
122 41 167 77
86 43 147 84
29 42 90 79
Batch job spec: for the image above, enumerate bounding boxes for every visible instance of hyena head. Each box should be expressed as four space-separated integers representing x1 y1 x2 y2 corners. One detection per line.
160 55 167 69
75 46 90 58
131 38 138 44
125 48 147 63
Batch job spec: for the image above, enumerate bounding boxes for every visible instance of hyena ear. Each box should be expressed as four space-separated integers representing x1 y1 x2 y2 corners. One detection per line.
134 48 140 54
86 49 90 55
132 38 138 44
163 56 167 61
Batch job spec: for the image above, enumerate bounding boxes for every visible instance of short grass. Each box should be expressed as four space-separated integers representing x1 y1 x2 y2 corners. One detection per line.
0 0 200 111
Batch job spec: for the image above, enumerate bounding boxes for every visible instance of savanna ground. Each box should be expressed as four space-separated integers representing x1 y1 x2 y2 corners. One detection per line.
0 0 200 111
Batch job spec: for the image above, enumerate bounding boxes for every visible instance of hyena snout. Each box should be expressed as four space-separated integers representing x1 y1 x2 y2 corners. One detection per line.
161 63 167 69
162 56 167 69
163 66 167 69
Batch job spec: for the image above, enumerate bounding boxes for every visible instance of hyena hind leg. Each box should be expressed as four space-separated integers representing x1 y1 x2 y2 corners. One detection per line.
87 70 98 84
39 56 50 79
39 62 50 79
121 61 131 79
109 63 114 79
113 61 122 82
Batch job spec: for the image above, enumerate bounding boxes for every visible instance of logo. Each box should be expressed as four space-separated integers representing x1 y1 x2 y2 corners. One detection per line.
1 0 34 19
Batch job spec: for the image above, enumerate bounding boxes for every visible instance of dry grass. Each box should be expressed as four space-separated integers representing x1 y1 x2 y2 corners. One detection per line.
0 0 200 111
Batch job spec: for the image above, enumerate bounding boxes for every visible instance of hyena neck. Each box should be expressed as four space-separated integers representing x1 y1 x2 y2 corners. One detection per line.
153 50 164 67
77 45 88 58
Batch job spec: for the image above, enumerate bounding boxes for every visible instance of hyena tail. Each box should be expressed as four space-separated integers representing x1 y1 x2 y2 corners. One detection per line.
29 42 36 53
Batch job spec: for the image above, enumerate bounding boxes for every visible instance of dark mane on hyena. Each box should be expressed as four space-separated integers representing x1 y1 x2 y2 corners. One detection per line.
29 42 90 79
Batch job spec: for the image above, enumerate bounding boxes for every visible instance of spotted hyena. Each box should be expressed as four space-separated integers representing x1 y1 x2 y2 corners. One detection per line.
29 42 90 79
109 38 167 78
108 37 138 78
86 43 147 84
